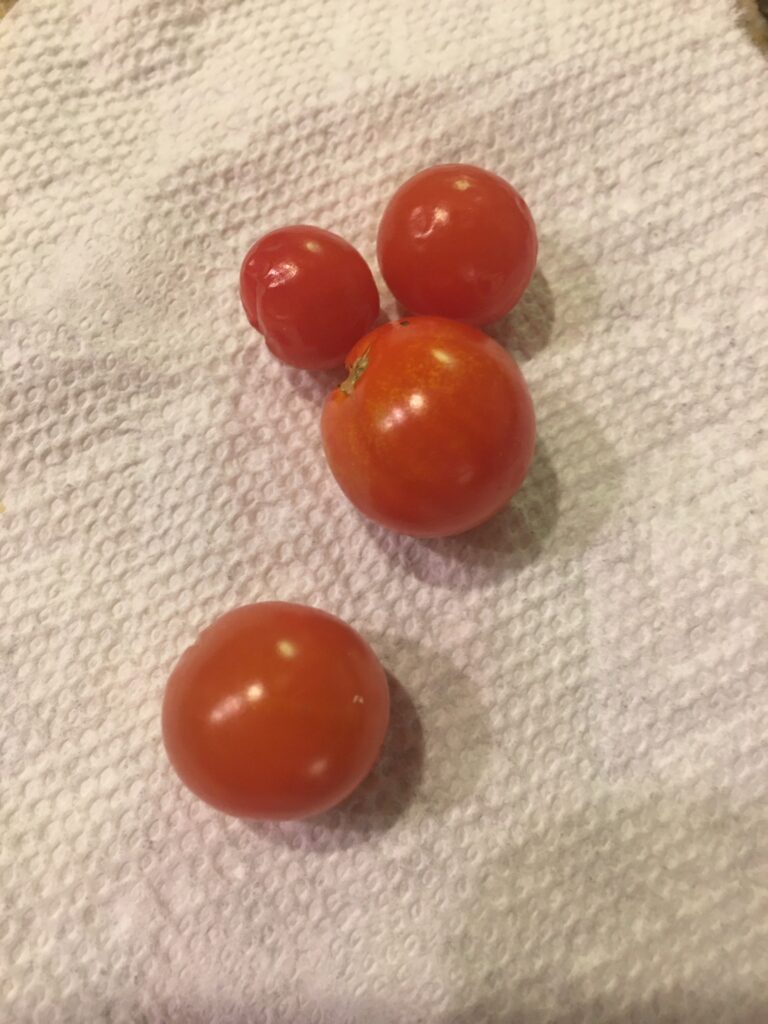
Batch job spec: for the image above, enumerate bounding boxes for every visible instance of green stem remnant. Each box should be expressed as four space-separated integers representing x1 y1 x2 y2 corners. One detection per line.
339 349 370 396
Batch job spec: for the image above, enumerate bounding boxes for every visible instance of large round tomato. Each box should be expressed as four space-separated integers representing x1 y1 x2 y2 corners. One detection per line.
321 316 536 537
162 603 390 820
240 225 380 370
377 164 537 326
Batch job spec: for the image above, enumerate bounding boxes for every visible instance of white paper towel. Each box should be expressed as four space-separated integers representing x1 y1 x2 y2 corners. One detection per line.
1 1 767 1022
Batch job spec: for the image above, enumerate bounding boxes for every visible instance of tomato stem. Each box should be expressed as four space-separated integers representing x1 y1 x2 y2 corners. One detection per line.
339 349 370 396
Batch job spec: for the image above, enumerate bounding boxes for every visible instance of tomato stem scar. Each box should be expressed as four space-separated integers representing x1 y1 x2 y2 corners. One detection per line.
340 349 370 396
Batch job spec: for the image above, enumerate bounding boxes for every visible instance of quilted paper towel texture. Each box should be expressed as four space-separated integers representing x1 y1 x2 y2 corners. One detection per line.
1 0 767 1022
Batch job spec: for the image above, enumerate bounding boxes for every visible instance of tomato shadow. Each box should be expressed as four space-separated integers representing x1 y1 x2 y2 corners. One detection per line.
390 267 554 363
246 639 490 852
241 672 422 852
282 363 345 407
492 236 603 359
362 440 560 588
326 670 425 829
487 266 554 361
362 397 622 588
391 235 599 363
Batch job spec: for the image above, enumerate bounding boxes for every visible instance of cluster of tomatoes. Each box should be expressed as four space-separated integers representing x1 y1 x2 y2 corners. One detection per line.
242 163 538 537
163 164 539 821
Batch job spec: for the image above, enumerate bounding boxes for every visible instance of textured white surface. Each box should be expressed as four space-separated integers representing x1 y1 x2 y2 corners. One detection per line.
1 1 767 1022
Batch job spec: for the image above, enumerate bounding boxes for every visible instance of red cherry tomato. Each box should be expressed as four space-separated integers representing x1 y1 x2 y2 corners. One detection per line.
321 316 536 537
162 603 390 820
377 164 537 326
240 226 380 370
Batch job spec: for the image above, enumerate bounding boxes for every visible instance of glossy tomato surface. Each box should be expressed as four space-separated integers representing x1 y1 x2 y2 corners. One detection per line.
240 226 380 370
162 603 390 819
377 164 537 326
321 317 536 537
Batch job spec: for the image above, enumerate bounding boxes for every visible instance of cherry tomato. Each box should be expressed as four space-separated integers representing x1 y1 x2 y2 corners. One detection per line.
321 316 536 537
162 603 390 820
239 226 380 370
377 164 537 326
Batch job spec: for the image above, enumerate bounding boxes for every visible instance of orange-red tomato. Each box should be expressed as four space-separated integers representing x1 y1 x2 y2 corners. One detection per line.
377 164 537 326
321 317 536 537
162 603 390 820
239 225 380 370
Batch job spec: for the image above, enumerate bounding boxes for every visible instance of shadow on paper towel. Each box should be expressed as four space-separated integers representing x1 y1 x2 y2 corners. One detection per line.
246 637 489 853
364 401 622 588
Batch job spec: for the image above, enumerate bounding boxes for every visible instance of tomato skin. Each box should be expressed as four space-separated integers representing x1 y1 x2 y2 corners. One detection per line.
239 226 380 370
377 164 537 326
321 317 536 538
162 603 390 820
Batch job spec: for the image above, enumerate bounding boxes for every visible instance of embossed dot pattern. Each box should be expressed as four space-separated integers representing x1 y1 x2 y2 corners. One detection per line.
1 1 767 1022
